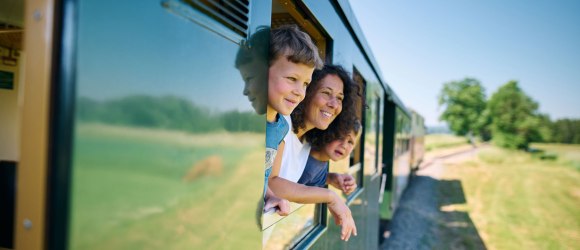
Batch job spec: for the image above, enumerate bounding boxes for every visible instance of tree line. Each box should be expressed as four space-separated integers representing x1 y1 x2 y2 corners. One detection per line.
76 95 265 133
438 78 579 149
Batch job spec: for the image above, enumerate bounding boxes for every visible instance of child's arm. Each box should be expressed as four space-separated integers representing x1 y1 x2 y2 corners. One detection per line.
264 187 290 216
327 173 357 195
269 141 334 204
269 176 357 241
263 141 290 216
269 143 357 241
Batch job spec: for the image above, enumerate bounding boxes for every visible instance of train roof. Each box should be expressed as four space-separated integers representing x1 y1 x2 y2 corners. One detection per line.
334 0 411 117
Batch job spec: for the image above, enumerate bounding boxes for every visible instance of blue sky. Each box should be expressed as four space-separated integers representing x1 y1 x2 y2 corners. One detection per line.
349 0 580 126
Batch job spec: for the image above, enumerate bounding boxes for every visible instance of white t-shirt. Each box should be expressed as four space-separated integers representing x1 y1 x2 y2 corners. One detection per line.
278 115 312 183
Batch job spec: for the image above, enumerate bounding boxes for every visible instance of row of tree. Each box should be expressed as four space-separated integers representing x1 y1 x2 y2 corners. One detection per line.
438 78 578 149
76 95 265 133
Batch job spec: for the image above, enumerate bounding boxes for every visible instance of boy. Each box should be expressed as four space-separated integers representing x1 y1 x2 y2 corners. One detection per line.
237 25 323 214
264 25 323 208
298 119 362 194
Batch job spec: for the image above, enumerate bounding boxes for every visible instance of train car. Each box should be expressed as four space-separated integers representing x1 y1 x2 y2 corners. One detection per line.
0 0 424 249
409 108 426 170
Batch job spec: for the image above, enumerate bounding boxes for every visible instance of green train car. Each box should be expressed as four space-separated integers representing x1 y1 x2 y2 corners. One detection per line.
0 0 425 249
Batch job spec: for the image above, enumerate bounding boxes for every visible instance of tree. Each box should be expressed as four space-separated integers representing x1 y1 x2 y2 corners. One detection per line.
438 78 488 140
487 80 544 149
551 119 580 144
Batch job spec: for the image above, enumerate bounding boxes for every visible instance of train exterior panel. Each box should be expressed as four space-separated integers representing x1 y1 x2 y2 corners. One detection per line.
0 0 425 249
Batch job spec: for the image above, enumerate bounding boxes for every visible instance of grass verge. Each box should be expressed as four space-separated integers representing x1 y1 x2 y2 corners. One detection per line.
440 145 580 249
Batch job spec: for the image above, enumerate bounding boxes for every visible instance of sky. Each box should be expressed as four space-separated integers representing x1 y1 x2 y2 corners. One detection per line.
348 0 580 126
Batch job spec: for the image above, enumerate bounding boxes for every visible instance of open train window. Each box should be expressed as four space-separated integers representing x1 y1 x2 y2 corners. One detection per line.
271 0 330 63
263 1 331 249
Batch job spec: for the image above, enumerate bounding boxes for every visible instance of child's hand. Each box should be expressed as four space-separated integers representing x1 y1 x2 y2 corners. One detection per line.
264 196 290 216
329 173 357 195
327 193 357 241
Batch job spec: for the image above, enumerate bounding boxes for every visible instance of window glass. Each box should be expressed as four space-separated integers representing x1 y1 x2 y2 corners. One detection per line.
262 204 318 249
68 1 264 249
392 108 411 209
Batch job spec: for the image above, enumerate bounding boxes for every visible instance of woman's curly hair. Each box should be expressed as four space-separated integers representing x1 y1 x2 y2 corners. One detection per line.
307 117 362 151
291 64 361 137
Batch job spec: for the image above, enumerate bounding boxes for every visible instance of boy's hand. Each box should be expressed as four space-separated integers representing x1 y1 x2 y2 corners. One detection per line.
329 173 357 195
327 193 357 241
264 196 290 216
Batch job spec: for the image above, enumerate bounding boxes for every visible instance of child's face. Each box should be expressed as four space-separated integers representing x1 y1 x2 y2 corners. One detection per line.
305 74 344 130
267 56 315 117
238 59 267 115
324 130 358 161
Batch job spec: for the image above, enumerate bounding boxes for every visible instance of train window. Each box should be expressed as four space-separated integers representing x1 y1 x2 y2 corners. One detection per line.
66 1 270 249
271 0 329 62
264 1 331 249
373 96 382 174
349 68 365 188
162 0 250 44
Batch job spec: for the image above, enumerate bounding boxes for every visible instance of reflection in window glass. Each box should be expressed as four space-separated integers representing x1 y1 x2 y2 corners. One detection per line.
68 1 263 249
263 204 317 249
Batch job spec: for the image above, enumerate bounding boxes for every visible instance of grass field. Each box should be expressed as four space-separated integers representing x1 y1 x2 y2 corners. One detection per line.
425 134 469 151
69 123 263 249
531 143 580 170
440 145 580 249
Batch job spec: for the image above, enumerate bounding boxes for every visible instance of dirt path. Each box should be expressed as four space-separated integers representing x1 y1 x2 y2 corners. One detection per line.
380 147 487 250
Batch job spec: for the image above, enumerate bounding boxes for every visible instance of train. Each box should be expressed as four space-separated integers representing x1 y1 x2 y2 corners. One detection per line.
0 0 425 249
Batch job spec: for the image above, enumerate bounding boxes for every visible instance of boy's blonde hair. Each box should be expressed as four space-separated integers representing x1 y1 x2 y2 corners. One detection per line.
270 25 323 69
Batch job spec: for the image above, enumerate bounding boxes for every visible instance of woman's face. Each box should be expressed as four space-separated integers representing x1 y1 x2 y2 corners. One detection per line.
305 74 344 131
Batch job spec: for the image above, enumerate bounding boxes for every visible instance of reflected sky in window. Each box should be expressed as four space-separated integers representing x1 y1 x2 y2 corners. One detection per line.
76 0 252 113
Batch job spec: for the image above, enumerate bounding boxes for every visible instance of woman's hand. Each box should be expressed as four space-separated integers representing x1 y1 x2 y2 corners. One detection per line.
327 193 357 241
328 173 357 195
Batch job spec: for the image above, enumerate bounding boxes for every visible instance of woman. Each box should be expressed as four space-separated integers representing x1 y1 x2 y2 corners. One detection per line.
266 64 360 242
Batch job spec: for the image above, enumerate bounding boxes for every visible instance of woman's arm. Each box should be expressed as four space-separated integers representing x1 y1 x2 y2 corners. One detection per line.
326 173 357 195
269 146 357 241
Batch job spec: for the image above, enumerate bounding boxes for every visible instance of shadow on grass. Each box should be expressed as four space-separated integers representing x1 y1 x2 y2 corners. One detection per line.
381 176 486 250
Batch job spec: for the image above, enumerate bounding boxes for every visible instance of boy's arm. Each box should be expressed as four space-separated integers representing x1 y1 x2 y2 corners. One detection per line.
264 187 290 216
264 141 290 216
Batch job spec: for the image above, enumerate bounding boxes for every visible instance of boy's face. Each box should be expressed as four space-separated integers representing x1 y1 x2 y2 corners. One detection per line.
305 74 344 130
324 130 358 161
268 56 315 117
238 59 267 114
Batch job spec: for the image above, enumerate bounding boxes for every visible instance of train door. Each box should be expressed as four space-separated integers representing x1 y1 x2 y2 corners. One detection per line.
10 0 273 249
262 1 331 249
0 1 25 249
1 0 58 249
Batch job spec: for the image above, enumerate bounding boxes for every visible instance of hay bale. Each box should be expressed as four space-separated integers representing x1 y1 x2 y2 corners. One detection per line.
183 155 223 182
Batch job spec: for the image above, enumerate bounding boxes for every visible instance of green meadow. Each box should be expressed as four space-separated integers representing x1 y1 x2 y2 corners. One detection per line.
440 145 580 249
531 143 580 170
69 124 263 249
425 134 470 151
